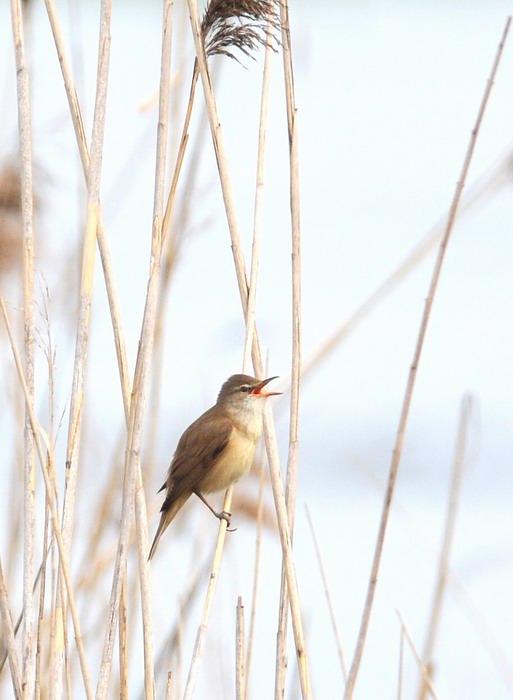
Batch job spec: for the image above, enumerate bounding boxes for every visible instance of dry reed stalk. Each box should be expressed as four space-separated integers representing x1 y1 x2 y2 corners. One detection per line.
235 597 245 700
274 2 302 695
9 2 36 696
244 452 266 699
1 297 94 699
300 143 513 385
35 502 51 697
42 0 132 425
95 3 173 696
305 505 347 682
396 612 439 700
182 504 232 700
0 558 22 699
186 2 311 697
236 32 273 696
242 21 273 371
343 17 512 699
60 0 112 554
153 555 210 692
397 625 404 700
119 576 128 700
32 285 58 697
416 396 472 700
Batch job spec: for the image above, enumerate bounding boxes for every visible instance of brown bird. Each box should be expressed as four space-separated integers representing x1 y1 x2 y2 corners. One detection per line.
148 374 281 559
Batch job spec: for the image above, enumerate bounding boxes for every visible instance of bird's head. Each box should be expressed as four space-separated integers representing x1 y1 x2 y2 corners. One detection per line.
217 374 282 413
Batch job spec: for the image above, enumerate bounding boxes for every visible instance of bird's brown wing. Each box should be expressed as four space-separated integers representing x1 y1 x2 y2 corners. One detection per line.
160 407 233 512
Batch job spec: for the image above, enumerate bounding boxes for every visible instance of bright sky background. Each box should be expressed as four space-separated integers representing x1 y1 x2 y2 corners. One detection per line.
1 1 513 698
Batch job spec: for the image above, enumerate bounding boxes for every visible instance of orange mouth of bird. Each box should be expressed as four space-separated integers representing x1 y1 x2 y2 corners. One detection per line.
251 376 282 397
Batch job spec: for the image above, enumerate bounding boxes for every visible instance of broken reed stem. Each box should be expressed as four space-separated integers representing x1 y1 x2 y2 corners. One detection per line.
186 2 311 697
96 2 173 696
9 2 36 696
275 2 302 695
0 558 22 700
166 672 173 700
417 395 473 700
236 597 245 700
396 612 439 700
1 298 94 700
343 17 512 699
305 505 347 682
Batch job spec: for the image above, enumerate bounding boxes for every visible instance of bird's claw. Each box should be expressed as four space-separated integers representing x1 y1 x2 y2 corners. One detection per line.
216 510 236 531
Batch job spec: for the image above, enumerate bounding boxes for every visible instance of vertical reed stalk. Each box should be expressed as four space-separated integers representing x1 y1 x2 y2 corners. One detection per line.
274 1 302 694
9 2 36 696
235 597 245 700
343 17 512 699
0 559 22 699
244 452 266 698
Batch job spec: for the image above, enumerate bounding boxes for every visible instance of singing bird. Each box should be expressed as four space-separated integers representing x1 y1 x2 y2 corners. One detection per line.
148 374 281 559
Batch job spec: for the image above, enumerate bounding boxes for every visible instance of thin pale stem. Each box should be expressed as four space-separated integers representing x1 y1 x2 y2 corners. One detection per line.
0 558 23 700
305 505 347 682
417 395 472 700
10 2 36 696
236 597 245 700
275 1 302 695
244 454 266 699
118 578 128 700
343 17 512 699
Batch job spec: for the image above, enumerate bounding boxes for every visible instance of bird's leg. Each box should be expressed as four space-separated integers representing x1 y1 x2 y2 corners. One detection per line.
194 491 236 531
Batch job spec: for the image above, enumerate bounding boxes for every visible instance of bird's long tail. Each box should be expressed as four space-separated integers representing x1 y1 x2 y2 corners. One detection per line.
148 493 190 560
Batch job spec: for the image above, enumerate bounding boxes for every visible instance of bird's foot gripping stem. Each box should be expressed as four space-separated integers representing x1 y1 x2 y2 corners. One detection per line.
195 492 237 531
215 509 236 532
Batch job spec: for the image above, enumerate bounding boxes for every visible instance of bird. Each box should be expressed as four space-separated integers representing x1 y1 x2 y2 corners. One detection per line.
148 374 281 559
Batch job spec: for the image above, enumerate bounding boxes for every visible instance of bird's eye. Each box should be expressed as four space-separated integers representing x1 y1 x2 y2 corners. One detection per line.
240 385 251 393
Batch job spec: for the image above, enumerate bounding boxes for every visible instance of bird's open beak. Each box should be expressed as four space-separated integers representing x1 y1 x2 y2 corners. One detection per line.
251 376 282 397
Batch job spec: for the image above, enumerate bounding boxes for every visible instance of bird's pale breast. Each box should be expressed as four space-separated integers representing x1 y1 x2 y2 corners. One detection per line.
201 425 259 493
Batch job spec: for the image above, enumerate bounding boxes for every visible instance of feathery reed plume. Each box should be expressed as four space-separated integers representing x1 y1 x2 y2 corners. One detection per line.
201 0 281 62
